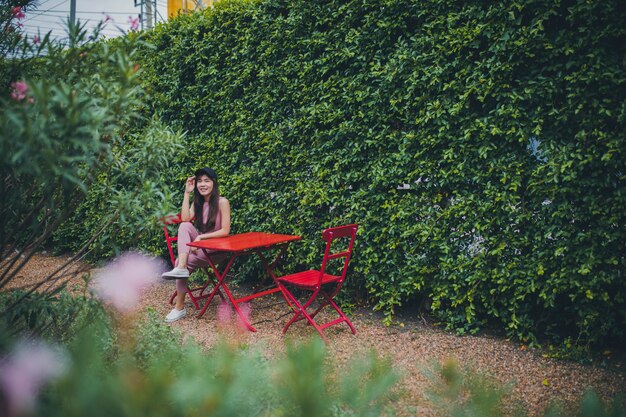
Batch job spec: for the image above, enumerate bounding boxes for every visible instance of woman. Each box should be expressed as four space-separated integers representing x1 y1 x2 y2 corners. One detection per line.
161 167 231 322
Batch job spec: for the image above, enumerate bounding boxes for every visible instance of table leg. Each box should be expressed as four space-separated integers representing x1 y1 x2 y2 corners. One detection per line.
196 254 238 319
257 250 294 309
195 253 258 332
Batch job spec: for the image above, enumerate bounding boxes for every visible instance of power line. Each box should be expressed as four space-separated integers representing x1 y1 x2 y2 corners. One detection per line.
23 0 69 23
23 16 67 25
26 0 56 11
34 10 138 15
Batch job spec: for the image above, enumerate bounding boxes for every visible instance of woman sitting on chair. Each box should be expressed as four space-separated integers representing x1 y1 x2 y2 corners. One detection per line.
161 167 231 322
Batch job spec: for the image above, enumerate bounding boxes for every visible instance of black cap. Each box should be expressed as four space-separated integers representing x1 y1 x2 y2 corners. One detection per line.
194 167 218 181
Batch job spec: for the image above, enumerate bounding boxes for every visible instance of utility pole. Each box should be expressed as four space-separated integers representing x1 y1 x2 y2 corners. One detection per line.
69 0 76 26
134 0 158 30
145 0 153 29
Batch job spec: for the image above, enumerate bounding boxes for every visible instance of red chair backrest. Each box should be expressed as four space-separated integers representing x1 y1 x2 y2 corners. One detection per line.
319 224 359 284
160 214 183 266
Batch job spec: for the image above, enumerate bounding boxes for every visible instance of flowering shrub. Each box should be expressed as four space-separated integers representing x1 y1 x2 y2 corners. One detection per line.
0 0 183 295
8 80 26 100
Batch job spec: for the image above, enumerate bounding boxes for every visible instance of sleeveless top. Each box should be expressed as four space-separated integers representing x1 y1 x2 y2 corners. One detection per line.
201 197 225 232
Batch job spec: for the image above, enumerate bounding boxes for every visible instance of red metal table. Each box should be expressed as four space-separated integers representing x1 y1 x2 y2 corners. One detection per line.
187 232 301 332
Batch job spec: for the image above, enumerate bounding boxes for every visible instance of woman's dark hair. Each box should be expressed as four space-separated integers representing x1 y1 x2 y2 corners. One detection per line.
193 171 220 233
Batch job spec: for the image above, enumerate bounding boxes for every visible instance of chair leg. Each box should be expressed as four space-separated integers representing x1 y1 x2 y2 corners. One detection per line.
168 282 225 310
279 285 329 344
301 290 356 335
321 291 356 334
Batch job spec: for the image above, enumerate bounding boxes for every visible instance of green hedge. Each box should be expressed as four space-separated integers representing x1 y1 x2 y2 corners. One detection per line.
131 0 624 346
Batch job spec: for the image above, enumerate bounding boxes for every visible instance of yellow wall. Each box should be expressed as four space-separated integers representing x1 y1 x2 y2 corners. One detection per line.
168 0 214 18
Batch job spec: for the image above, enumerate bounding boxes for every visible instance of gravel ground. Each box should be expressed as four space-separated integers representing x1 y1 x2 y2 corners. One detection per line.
4 253 625 416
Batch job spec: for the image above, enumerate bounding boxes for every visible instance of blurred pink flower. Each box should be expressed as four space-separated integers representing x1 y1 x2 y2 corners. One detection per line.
0 339 67 417
10 81 28 101
235 302 252 332
103 14 112 23
92 252 164 312
216 301 233 328
32 35 40 45
12 6 25 19
128 16 139 31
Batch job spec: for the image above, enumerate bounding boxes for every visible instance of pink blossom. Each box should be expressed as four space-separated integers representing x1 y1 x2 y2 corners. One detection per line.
32 35 40 45
92 252 164 312
10 81 28 101
235 302 252 332
216 301 233 328
16 22 23 28
128 16 139 31
103 14 113 23
12 6 25 19
0 339 67 417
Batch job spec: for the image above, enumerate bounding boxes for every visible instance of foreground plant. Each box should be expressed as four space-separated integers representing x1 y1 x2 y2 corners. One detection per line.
0 1 182 301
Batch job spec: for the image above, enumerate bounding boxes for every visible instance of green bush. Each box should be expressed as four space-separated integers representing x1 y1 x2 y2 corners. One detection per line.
131 0 624 348
29 315 398 417
0 1 186 271
51 119 186 260
0 286 105 346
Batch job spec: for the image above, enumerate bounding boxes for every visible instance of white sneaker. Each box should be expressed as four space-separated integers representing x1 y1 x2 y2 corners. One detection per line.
161 267 190 279
165 307 186 323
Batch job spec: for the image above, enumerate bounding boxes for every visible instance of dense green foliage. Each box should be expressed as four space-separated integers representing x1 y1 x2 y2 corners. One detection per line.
134 0 624 347
0 0 185 270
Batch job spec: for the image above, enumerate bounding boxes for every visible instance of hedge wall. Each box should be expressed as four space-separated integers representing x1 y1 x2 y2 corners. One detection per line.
137 0 624 346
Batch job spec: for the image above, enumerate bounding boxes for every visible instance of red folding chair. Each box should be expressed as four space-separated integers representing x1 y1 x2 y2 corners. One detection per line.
277 224 359 343
160 214 224 310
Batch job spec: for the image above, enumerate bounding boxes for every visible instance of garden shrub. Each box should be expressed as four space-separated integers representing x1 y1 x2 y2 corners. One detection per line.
29 317 398 417
133 0 624 348
0 287 105 345
0 8 183 286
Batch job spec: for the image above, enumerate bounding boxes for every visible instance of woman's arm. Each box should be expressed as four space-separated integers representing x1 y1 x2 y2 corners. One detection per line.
195 198 231 240
180 176 195 222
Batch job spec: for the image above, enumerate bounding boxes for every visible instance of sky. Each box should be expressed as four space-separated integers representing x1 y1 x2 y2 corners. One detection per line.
21 0 169 41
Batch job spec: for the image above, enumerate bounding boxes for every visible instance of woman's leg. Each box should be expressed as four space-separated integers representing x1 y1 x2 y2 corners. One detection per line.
167 222 199 310
176 222 199 269
175 279 187 310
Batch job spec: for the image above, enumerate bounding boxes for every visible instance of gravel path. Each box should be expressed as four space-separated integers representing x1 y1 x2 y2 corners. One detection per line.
5 253 625 416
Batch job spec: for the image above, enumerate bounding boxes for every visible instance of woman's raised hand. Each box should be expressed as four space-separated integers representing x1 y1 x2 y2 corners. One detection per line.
185 176 195 193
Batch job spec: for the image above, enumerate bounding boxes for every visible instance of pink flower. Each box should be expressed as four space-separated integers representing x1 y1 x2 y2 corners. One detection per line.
10 81 28 101
216 301 234 329
12 6 25 19
32 35 40 45
128 16 139 31
92 252 164 312
235 302 252 332
0 339 67 417
103 14 112 23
